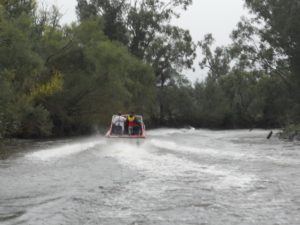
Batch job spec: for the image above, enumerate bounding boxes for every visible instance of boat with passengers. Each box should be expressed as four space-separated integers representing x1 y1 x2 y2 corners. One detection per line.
105 113 146 138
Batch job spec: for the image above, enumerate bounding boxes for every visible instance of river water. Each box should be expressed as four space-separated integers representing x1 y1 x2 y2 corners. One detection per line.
0 129 299 225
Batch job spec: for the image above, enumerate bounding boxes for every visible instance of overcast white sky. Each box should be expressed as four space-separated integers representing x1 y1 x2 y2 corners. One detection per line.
38 0 249 82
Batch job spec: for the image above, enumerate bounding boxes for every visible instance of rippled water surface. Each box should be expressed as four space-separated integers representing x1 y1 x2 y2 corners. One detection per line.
0 129 299 225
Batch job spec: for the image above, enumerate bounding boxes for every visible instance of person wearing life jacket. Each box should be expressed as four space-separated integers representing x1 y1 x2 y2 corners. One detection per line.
127 113 136 135
112 112 126 134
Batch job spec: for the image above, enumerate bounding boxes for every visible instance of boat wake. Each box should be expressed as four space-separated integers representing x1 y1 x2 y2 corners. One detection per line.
26 139 105 161
3 129 300 225
102 139 257 190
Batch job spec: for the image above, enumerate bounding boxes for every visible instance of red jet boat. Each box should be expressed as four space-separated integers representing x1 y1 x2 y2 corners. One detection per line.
105 114 146 138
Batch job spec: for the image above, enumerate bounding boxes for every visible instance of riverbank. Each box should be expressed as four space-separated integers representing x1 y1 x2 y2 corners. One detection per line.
278 124 300 141
0 139 40 160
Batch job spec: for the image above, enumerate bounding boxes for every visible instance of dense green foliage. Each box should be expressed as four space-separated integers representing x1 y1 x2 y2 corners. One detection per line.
76 0 196 123
189 0 300 128
0 0 155 138
0 0 299 139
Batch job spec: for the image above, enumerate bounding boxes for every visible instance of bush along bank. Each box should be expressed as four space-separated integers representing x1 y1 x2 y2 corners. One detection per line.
278 124 300 141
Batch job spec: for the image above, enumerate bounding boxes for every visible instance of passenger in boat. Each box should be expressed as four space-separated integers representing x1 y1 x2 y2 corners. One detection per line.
127 113 136 135
112 113 126 134
133 116 142 135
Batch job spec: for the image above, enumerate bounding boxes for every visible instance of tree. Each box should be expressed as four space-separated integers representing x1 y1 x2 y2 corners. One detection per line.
162 76 196 126
244 0 300 77
197 29 290 128
193 79 231 128
0 70 18 138
232 0 300 123
76 0 196 123
76 0 97 21
76 0 129 44
198 34 231 81
40 18 155 135
0 0 36 19
0 0 64 138
128 1 196 123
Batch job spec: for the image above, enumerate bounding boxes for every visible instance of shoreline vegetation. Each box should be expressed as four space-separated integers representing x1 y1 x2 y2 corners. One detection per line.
278 125 300 141
0 1 299 141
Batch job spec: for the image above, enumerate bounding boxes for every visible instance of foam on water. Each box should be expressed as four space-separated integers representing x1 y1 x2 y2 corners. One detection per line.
146 128 188 136
27 139 104 161
103 141 256 190
148 132 300 165
149 139 250 160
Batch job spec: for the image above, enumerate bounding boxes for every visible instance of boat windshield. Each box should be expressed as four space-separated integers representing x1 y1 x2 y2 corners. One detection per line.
111 115 143 123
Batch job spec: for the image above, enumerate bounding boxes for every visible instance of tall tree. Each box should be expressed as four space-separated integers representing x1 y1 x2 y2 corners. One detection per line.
0 0 36 18
244 0 300 77
76 0 196 123
198 34 231 81
76 0 129 44
234 0 300 122
0 0 63 138
41 18 155 135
